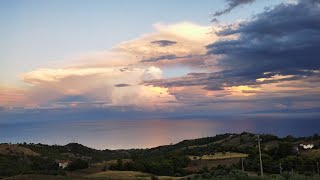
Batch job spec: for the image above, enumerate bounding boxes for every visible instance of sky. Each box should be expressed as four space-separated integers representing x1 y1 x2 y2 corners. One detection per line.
1 0 320 149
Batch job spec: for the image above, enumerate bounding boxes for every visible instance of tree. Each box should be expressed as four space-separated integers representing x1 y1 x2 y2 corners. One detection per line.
67 159 88 171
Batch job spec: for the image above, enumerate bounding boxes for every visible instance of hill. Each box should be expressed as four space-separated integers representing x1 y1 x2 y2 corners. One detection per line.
0 144 40 156
1 132 320 179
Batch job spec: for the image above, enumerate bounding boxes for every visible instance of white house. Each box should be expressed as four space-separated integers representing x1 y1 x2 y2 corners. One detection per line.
300 143 314 149
56 160 70 169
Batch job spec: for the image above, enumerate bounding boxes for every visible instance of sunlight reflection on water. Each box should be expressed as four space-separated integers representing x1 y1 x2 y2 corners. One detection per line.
1 116 319 149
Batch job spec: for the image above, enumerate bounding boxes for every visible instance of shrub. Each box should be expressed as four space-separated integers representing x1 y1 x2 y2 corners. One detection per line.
202 172 212 179
66 159 88 171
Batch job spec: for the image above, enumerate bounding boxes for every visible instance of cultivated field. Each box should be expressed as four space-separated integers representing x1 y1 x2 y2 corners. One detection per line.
189 152 248 160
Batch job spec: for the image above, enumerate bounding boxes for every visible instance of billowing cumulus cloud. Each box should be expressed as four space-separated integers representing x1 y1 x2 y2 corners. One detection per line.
114 22 217 67
2 22 215 109
19 66 176 109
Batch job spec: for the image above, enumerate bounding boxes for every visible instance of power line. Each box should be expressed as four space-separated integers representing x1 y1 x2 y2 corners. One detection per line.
241 158 244 172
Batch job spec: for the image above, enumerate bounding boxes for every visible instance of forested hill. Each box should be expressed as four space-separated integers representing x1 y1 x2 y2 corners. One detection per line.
1 132 320 178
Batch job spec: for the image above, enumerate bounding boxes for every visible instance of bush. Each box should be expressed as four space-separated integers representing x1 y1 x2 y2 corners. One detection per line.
66 159 88 171
151 175 158 180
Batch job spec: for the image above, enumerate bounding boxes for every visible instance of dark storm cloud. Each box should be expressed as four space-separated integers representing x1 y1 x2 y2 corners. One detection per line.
213 0 255 16
146 69 305 91
114 83 131 87
207 0 320 85
148 0 320 91
150 40 177 47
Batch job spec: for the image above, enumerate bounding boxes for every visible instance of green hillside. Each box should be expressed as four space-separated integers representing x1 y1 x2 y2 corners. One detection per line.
1 132 320 179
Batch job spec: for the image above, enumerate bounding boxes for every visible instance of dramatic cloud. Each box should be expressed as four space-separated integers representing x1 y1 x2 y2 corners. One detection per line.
144 0 320 112
213 0 255 16
207 0 320 86
2 3 320 116
0 22 216 109
148 0 320 90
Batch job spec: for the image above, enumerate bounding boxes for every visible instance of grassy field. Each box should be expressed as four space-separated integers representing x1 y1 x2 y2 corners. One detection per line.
177 137 231 151
186 139 227 149
86 170 181 180
86 171 150 179
189 152 248 160
4 174 85 180
6 173 320 180
186 152 248 172
185 174 320 180
301 149 320 156
6 171 181 180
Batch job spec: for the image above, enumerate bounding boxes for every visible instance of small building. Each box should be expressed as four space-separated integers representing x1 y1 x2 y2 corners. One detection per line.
300 143 314 149
56 160 71 169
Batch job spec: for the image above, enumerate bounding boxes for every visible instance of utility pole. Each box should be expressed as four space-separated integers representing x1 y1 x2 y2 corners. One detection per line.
313 165 315 174
257 134 264 177
241 158 245 172
279 163 282 174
